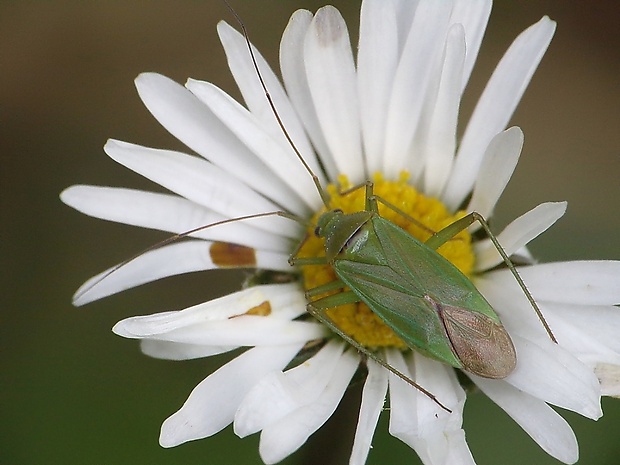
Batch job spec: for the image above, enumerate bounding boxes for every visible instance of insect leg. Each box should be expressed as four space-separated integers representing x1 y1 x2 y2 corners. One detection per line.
288 238 328 266
373 195 441 237
426 211 557 343
305 279 346 298
333 180 381 213
337 180 372 197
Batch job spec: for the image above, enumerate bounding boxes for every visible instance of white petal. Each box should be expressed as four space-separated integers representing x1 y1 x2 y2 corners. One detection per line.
304 6 364 182
388 351 473 465
216 21 322 183
388 351 463 433
134 73 299 211
542 302 620 354
350 359 388 465
73 240 290 306
466 127 523 219
159 343 303 447
234 340 345 437
383 0 454 178
60 185 289 250
104 139 301 238
537 303 620 367
357 0 399 174
472 377 579 464
116 300 320 349
258 348 359 465
506 335 601 419
485 261 620 305
392 0 418 51
186 79 319 210
113 283 307 337
140 339 236 360
136 285 314 360
436 430 476 465
280 9 338 181
474 201 567 271
449 0 492 90
594 363 620 397
443 17 556 209
137 317 323 350
420 23 465 197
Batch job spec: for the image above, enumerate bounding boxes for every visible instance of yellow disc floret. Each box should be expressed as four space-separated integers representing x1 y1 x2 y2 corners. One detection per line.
297 173 475 349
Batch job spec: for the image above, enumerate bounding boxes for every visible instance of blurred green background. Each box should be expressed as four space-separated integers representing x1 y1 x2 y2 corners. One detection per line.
2 1 619 464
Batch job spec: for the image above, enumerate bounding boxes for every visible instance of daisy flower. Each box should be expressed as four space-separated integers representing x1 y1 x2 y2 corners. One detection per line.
61 1 620 464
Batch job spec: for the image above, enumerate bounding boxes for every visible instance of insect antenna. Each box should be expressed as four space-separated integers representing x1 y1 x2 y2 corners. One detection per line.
73 210 303 304
222 0 330 209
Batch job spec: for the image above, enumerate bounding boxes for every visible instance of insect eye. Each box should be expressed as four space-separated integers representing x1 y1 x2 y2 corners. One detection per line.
315 210 343 238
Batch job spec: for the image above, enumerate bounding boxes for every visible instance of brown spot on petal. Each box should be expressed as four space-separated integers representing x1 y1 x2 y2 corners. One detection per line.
210 242 256 267
229 301 271 319
246 300 272 317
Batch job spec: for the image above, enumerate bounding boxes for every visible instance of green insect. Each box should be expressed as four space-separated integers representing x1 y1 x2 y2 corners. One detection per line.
285 181 556 410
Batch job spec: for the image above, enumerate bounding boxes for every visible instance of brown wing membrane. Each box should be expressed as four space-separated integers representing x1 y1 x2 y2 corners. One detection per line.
440 304 517 378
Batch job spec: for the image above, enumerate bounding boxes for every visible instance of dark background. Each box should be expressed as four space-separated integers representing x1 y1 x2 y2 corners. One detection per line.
2 1 619 464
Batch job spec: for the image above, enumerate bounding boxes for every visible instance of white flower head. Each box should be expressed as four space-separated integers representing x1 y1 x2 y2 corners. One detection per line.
61 1 620 464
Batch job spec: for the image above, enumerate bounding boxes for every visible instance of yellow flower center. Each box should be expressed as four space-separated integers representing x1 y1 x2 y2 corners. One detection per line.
297 173 475 349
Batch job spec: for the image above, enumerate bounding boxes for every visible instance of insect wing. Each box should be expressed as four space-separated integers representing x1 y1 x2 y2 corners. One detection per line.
440 303 516 378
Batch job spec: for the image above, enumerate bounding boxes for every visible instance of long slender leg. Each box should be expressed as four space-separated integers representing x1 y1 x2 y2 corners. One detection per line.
305 279 346 298
372 195 441 237
338 180 372 198
331 180 381 214
426 211 557 343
